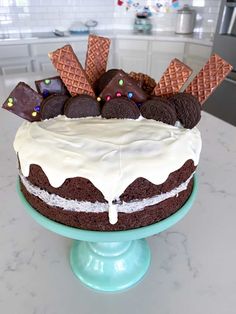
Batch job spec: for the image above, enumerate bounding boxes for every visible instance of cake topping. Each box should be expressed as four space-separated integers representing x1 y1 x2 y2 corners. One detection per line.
153 58 192 97
169 93 201 129
140 98 177 126
64 95 101 118
48 44 95 97
102 97 140 120
129 72 156 94
35 76 69 98
40 94 69 120
85 34 111 87
185 53 233 104
99 70 148 103
2 82 42 122
94 69 119 94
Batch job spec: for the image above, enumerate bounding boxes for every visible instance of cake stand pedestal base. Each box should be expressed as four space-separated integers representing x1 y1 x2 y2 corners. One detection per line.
70 239 150 291
17 176 197 293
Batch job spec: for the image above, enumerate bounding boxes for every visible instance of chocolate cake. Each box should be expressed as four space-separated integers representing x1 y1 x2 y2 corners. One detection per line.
2 34 232 231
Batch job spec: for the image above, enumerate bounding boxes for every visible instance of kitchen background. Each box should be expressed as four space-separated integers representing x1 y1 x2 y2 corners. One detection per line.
0 0 221 34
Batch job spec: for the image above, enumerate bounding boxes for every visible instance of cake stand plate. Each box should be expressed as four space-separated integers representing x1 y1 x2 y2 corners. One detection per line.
17 176 197 292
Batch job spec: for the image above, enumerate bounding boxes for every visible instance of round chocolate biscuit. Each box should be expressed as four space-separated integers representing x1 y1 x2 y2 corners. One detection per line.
40 94 69 120
140 98 177 125
64 95 100 118
169 93 201 129
101 97 140 120
94 69 119 94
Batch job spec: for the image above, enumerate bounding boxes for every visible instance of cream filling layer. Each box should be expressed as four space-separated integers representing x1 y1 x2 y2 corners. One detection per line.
20 172 194 224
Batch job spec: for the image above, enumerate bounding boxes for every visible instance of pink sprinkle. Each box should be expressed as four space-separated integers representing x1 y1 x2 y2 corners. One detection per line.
116 92 122 97
106 95 111 101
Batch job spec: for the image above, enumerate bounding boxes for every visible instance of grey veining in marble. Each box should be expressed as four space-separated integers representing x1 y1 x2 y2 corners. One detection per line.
0 73 236 314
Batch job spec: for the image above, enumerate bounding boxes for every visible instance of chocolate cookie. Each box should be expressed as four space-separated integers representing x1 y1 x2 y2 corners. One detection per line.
102 97 140 120
140 98 177 125
94 69 119 94
64 95 100 118
40 94 69 120
169 93 201 129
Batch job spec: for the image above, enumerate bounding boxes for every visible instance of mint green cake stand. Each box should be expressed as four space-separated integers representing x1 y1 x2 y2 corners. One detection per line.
17 176 197 292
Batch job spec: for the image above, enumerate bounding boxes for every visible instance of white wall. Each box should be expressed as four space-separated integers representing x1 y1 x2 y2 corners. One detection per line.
0 0 221 34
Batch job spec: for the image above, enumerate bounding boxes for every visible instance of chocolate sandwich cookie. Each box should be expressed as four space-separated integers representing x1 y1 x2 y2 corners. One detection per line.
2 82 43 122
140 98 177 125
35 76 69 98
40 94 69 120
64 95 101 118
169 93 201 129
101 97 140 120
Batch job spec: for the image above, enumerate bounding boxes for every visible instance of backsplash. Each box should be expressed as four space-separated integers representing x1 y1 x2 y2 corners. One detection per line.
0 0 221 34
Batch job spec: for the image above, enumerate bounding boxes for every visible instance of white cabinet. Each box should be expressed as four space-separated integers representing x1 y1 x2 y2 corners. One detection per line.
149 41 185 81
0 44 31 75
114 39 148 73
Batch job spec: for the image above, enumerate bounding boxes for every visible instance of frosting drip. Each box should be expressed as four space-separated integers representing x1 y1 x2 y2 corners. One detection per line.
14 116 202 223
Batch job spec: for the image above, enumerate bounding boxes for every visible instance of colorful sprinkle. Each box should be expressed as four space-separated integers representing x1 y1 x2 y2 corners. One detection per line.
118 79 124 86
116 92 122 97
106 95 111 101
97 97 101 102
32 112 37 117
7 102 13 107
42 90 49 98
127 92 133 99
34 105 41 112
44 79 51 85
8 97 13 103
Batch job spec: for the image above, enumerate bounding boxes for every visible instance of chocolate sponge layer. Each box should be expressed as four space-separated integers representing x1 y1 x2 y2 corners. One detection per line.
19 178 194 231
25 159 196 203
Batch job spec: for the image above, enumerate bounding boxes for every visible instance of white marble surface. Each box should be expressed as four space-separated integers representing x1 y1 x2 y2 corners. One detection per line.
0 30 213 46
0 73 236 314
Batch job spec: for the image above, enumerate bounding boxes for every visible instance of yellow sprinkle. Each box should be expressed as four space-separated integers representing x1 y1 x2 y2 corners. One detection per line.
8 97 13 103
7 102 13 107
32 111 37 117
97 97 101 102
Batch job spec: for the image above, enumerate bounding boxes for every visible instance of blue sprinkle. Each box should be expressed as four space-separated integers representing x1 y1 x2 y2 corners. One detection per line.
127 92 133 98
42 90 49 98
34 105 41 112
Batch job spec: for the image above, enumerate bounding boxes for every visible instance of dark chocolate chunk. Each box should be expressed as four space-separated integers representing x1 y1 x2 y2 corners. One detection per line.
2 82 43 122
40 94 69 120
94 69 119 94
64 95 101 118
102 97 140 120
99 70 148 104
35 76 69 98
140 98 177 125
169 93 201 129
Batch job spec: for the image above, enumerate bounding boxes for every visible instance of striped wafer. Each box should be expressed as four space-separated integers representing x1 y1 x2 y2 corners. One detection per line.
48 45 95 97
153 58 192 96
185 54 233 104
85 35 111 87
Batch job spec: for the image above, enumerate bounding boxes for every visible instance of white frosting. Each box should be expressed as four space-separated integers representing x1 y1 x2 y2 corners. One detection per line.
19 172 194 215
14 116 202 224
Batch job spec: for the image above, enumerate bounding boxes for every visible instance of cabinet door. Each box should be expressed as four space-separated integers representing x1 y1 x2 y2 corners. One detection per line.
150 41 185 81
114 39 148 73
0 61 32 75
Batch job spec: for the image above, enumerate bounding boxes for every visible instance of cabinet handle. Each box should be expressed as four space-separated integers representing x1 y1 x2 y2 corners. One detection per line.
225 77 236 85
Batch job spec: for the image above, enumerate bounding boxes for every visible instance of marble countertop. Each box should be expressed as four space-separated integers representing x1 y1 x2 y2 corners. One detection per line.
0 73 235 314
0 30 213 46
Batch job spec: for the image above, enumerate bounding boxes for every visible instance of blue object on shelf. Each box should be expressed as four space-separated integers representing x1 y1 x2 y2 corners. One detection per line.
17 175 197 292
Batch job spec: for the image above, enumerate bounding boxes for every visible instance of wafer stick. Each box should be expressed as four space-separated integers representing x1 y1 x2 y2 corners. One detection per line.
85 34 111 87
185 54 233 104
48 45 95 97
153 58 192 96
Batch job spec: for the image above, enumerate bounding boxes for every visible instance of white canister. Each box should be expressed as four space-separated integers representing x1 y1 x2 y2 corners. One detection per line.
175 5 196 34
